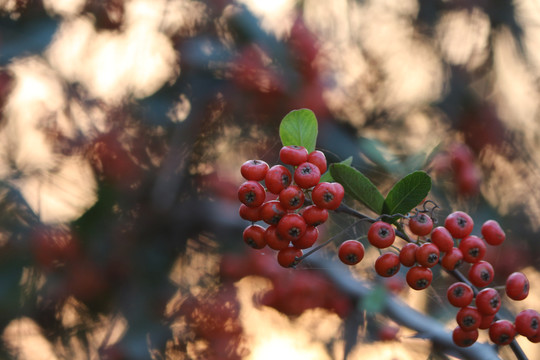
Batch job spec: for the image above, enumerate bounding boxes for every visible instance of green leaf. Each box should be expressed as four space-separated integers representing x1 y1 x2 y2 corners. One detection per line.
279 109 318 153
382 171 431 215
320 156 353 183
361 285 387 314
330 163 385 214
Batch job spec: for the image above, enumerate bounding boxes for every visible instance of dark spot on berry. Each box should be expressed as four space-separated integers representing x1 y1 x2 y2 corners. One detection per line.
347 254 358 264
457 216 468 228
379 228 389 238
289 196 300 207
453 286 464 297
323 191 334 203
417 214 429 224
489 296 500 309
531 318 538 330
498 334 510 344
427 253 438 264
463 316 476 327
468 248 479 258
462 338 474 346
480 270 491 282
301 165 312 175
245 191 255 203
289 227 301 238
416 278 429 289
387 265 399 276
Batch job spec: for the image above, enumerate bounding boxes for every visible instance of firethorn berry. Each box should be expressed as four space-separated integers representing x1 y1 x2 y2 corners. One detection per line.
528 333 540 343
430 226 454 252
444 211 474 239
238 180 266 208
277 213 307 242
415 242 440 268
515 309 540 338
481 219 506 246
338 240 365 265
367 221 396 249
307 150 327 173
458 235 486 263
265 165 292 194
456 306 482 331
311 182 345 210
408 213 433 236
489 320 516 346
505 272 529 301
242 224 266 249
264 225 289 250
294 162 321 189
476 288 501 315
279 145 308 166
260 200 286 225
374 253 401 277
406 265 432 290
292 226 318 249
440 247 463 271
447 282 474 308
241 159 269 181
278 185 305 210
452 326 478 347
399 242 418 267
301 205 328 226
239 203 261 222
468 260 494 288
479 314 496 330
277 246 302 268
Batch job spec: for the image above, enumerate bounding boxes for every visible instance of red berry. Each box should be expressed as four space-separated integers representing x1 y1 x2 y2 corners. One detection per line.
239 203 261 222
415 242 439 268
468 260 494 288
367 221 396 249
311 182 344 210
307 150 327 173
338 240 365 265
447 282 474 308
277 247 302 268
444 211 474 239
241 159 269 181
406 266 432 290
399 243 418 267
243 224 266 249
489 320 515 346
294 162 321 189
264 225 290 250
301 205 328 226
377 324 399 341
260 200 286 225
528 332 540 343
265 165 292 194
440 247 463 270
452 326 478 347
430 226 454 252
481 219 505 246
292 226 319 249
458 235 486 263
375 253 401 277
408 213 433 236
277 213 307 242
476 288 501 315
238 180 266 208
456 306 482 331
479 314 496 330
515 309 540 338
505 272 529 301
279 145 308 166
278 185 305 210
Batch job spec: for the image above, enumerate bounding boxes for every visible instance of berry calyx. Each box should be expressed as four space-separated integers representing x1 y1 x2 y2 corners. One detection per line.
430 226 454 252
447 282 474 308
444 211 474 239
243 224 266 249
265 165 292 194
406 266 432 290
238 180 266 208
415 242 440 268
294 162 321 189
311 182 344 210
408 213 433 236
468 260 494 288
458 235 486 263
367 221 396 249
338 240 365 265
481 219 506 246
279 145 308 166
506 272 529 301
241 159 269 181
489 320 516 346
375 253 401 277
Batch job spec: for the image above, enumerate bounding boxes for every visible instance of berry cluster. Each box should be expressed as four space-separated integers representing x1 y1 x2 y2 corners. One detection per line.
238 145 344 267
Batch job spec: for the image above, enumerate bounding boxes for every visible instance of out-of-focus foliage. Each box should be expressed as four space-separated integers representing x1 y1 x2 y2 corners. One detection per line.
0 0 540 359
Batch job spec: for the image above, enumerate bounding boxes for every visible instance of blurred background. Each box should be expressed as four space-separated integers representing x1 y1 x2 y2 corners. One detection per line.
1 0 540 359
